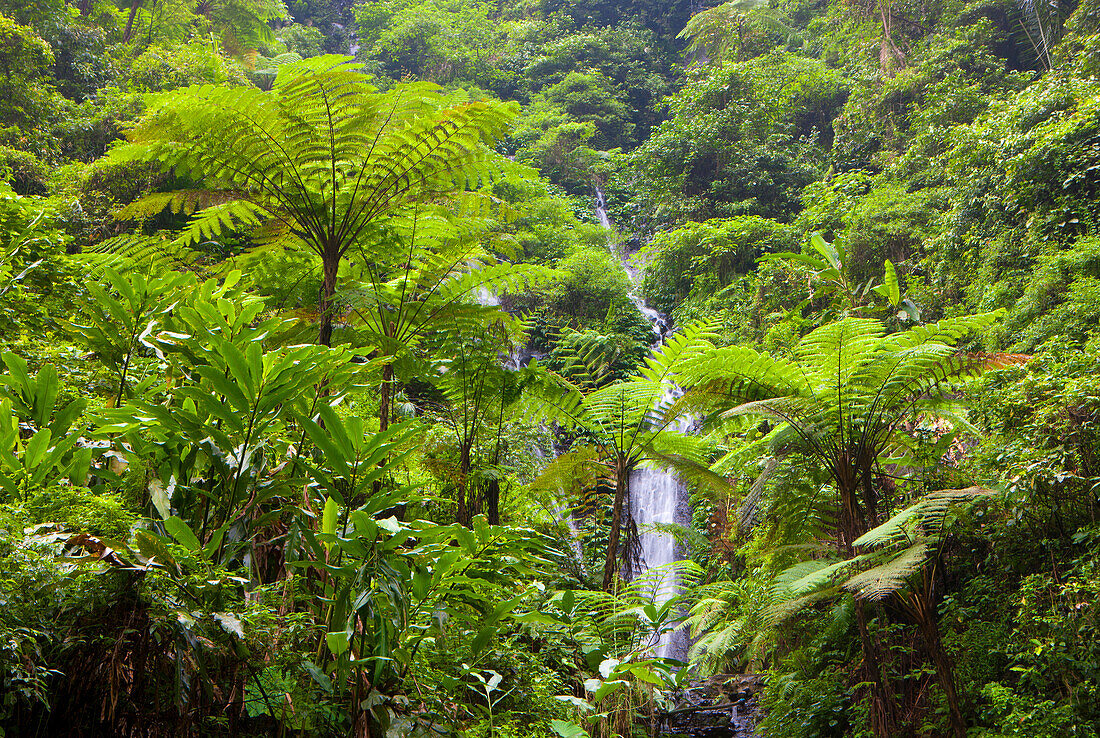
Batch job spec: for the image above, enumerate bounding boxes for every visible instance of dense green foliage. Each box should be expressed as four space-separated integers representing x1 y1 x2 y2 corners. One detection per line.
1 0 1100 735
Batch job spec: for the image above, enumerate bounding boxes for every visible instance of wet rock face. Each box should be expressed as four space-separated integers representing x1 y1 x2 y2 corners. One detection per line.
659 675 765 737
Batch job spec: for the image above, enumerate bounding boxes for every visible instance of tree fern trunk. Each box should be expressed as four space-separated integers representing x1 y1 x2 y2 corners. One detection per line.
318 253 339 347
457 441 472 527
379 363 393 432
856 600 897 737
603 459 629 591
909 579 967 738
486 478 500 526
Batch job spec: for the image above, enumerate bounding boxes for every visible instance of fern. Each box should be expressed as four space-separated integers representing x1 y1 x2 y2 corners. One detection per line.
682 313 1002 685
679 0 803 64
109 55 522 345
75 234 195 275
525 323 715 589
764 486 991 625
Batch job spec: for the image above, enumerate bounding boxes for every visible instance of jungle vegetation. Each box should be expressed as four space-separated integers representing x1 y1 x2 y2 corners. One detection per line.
1 0 1099 735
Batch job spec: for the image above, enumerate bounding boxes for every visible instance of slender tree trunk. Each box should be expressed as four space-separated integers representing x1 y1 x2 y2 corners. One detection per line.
318 253 339 347
603 459 629 591
856 600 897 737
909 577 967 738
486 478 500 526
847 478 899 737
456 441 472 527
378 363 393 431
123 0 142 43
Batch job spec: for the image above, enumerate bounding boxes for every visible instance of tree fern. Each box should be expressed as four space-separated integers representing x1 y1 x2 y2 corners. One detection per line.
109 55 522 346
682 313 1001 735
766 486 992 618
527 322 716 590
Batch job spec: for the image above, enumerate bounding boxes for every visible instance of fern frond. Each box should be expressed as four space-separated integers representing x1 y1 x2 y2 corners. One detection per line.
843 542 929 601
881 311 1003 351
174 199 268 246
115 189 240 220
680 346 808 409
639 321 716 384
852 486 992 550
76 234 195 274
795 316 885 386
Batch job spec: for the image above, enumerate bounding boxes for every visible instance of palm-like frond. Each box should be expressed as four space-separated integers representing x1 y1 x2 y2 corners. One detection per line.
843 542 930 601
572 560 704 653
764 486 991 624
110 55 519 263
74 234 196 275
679 0 803 63
852 486 992 550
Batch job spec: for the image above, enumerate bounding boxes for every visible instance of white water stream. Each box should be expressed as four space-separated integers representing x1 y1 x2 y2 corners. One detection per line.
596 188 691 661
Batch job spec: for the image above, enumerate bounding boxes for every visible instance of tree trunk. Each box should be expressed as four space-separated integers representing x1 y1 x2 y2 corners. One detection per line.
456 441 473 527
856 600 897 738
123 0 142 43
602 459 629 591
909 578 967 738
378 363 393 431
486 478 500 526
317 253 339 347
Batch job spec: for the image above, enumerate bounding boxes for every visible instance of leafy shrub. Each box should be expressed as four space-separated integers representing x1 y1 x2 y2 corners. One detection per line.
127 43 250 92
15 486 135 539
977 682 1098 738
760 663 851 738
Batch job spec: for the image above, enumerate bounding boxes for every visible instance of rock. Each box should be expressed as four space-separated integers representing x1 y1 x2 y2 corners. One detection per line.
658 674 764 737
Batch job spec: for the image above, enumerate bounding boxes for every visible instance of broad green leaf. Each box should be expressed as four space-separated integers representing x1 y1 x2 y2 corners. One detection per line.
326 631 350 656
872 260 901 307
24 428 51 469
455 526 477 554
592 679 628 702
553 697 594 713
322 496 339 538
550 719 591 738
810 233 841 271
628 665 662 685
214 612 244 638
165 516 202 552
148 478 171 519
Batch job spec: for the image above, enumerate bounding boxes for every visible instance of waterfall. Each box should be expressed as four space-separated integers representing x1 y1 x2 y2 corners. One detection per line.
474 285 501 307
595 187 692 661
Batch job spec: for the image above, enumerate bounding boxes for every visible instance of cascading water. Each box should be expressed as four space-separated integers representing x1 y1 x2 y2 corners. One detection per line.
595 187 691 661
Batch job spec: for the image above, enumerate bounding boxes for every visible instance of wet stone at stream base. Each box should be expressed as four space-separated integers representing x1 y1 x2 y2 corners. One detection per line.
659 674 765 737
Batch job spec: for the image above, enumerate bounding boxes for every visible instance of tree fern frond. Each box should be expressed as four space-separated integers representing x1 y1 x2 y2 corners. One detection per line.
115 189 240 220
76 234 195 274
174 199 268 247
881 311 1003 351
680 346 809 413
852 487 993 550
764 586 844 628
843 542 929 601
528 446 603 499
439 261 559 303
795 316 885 386
738 454 779 534
639 321 716 384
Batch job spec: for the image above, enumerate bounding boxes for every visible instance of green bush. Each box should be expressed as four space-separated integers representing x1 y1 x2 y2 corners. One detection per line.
127 43 251 92
15 486 135 539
